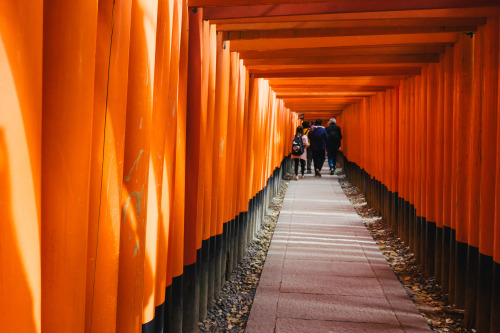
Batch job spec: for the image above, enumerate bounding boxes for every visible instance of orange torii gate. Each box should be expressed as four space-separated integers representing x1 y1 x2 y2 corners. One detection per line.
2 0 500 333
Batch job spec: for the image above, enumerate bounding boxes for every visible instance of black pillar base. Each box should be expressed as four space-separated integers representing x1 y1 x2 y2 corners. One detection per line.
214 233 223 298
464 245 478 329
207 235 216 308
449 229 457 304
419 217 427 270
476 253 493 333
434 226 443 284
199 238 209 321
441 226 451 293
491 261 500 332
163 285 172 333
182 257 199 333
424 221 436 277
455 240 468 308
169 275 183 333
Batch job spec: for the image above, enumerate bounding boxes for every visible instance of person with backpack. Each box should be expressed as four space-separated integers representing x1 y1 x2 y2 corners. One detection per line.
326 118 342 175
291 126 309 180
302 120 313 174
308 119 328 177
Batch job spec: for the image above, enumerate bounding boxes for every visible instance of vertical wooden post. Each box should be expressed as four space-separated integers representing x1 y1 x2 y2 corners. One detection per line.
0 1 42 331
86 0 133 331
183 6 203 332
42 1 98 331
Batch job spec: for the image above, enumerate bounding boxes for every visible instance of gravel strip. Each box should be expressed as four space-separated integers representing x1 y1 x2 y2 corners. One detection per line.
199 181 289 333
337 171 473 333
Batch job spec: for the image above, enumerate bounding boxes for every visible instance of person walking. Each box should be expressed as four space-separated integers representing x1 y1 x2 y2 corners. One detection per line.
326 118 342 175
291 126 309 180
302 120 313 174
308 119 328 177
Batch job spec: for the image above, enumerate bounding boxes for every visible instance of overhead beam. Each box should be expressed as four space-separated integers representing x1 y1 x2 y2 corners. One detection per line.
244 54 439 66
251 67 421 78
223 25 476 40
277 93 378 98
203 1 499 20
276 93 378 98
267 78 402 86
208 7 500 24
215 17 486 31
247 64 427 70
238 44 447 59
192 0 389 6
283 100 364 105
271 86 392 92
229 32 459 51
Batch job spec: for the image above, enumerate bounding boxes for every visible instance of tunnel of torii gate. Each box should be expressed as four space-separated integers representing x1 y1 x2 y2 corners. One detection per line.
2 0 500 332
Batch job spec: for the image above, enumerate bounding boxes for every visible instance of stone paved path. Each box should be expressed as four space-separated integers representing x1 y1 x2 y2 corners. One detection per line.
246 168 432 333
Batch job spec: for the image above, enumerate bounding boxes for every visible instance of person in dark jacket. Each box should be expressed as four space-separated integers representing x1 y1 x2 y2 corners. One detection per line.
326 118 342 175
308 119 328 177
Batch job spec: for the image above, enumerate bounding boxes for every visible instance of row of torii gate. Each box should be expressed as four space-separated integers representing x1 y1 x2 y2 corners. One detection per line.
1 1 500 332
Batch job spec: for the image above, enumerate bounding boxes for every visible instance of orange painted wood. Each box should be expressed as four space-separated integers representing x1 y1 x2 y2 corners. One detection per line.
85 0 133 331
204 24 217 240
442 46 454 228
277 91 379 96
164 0 183 288
397 80 405 200
115 0 159 328
495 19 500 262
235 61 248 214
418 68 426 218
252 67 422 78
0 0 42 331
268 78 402 86
273 88 391 94
208 6 500 25
244 54 439 66
202 1 499 20
155 0 174 309
172 0 189 280
225 25 476 41
194 0 493 6
425 63 437 223
211 33 230 235
392 87 399 194
410 76 417 207
241 45 446 60
41 1 98 331
452 34 474 243
184 6 203 267
247 64 429 72
478 17 498 256
230 33 459 52
467 27 483 248
225 52 239 223
216 18 486 32
435 57 445 228
217 38 230 230
197 20 211 244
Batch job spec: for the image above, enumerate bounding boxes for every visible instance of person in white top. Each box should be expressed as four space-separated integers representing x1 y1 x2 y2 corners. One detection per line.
291 126 309 180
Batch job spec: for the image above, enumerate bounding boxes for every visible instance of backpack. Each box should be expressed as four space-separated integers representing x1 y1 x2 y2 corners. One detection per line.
291 135 304 156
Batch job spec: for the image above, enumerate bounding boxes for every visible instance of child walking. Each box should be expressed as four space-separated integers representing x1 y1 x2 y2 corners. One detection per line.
291 126 309 180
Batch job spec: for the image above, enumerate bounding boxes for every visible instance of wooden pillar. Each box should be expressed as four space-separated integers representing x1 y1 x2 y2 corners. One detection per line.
182 6 203 333
476 17 499 333
0 1 42 331
42 1 98 331
115 0 159 330
85 0 133 331
452 33 474 309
